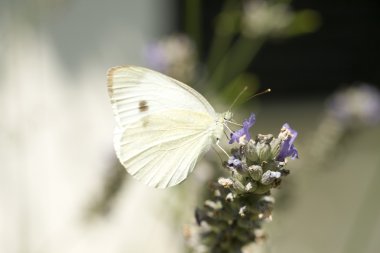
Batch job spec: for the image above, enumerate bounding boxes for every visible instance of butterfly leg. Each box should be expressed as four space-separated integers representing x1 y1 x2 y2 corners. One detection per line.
225 120 243 127
216 139 230 158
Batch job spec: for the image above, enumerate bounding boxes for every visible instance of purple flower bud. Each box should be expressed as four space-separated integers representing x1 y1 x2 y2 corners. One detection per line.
260 170 281 185
229 113 256 144
227 154 242 168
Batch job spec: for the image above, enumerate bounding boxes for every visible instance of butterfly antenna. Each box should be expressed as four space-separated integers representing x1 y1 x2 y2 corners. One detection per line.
228 86 248 111
243 88 271 103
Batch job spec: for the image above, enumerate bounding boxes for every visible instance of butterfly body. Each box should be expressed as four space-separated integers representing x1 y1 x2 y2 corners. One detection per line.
108 66 229 188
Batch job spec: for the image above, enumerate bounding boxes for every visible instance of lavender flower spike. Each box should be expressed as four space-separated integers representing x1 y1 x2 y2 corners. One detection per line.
229 113 256 144
276 123 299 161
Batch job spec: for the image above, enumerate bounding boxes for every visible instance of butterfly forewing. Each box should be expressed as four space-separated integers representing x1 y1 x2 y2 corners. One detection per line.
107 66 215 128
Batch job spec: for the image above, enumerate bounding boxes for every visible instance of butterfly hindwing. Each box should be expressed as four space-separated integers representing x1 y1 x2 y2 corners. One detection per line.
114 110 214 188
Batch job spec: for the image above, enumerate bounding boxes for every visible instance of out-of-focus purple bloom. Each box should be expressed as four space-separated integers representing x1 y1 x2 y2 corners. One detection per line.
143 34 197 82
276 123 298 161
144 43 167 73
328 84 380 126
229 113 256 144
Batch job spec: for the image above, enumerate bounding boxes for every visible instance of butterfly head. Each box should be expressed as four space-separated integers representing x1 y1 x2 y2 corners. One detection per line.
212 111 231 143
223 111 233 121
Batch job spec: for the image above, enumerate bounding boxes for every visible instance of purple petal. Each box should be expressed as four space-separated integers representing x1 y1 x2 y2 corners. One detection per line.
276 123 299 161
229 113 256 144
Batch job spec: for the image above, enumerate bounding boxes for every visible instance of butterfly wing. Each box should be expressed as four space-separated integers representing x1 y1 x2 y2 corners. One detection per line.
107 66 218 188
114 110 214 188
107 65 215 128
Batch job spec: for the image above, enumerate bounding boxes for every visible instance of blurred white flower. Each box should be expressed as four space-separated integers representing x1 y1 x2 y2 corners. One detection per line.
242 0 294 38
0 16 185 253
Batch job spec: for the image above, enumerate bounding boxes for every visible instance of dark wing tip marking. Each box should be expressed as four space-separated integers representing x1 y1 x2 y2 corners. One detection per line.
139 100 149 112
107 66 130 97
107 66 121 97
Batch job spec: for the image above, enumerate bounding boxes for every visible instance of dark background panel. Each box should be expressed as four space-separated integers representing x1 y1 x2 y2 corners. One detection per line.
177 0 380 96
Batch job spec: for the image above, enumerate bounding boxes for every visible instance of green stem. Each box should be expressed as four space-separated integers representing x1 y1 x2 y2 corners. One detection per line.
185 0 202 52
209 36 265 90
206 0 239 73
341 159 380 253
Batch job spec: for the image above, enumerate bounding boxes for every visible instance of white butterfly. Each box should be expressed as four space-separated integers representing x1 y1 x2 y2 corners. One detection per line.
107 66 231 188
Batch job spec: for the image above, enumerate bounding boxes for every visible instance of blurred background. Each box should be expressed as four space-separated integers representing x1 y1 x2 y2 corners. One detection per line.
1 0 379 253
